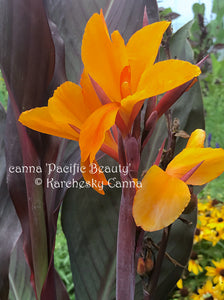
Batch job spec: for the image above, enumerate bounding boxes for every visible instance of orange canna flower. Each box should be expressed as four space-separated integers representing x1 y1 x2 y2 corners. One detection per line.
79 11 201 163
19 70 118 194
133 129 224 232
19 11 201 168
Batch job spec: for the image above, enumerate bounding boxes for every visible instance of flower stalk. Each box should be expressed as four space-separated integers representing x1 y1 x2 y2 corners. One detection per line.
116 133 139 299
147 226 171 299
116 182 136 300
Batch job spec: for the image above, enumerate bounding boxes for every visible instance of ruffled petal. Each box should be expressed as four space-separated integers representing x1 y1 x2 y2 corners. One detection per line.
48 81 89 129
81 13 127 101
126 21 170 92
186 129 206 148
18 106 79 140
79 102 120 163
166 148 224 185
133 165 190 232
81 158 108 195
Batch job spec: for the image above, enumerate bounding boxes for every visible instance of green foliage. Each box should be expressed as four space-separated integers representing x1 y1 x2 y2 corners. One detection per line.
159 7 173 19
0 71 8 109
188 0 224 203
170 240 224 299
199 53 224 202
169 197 224 299
190 0 224 62
169 3 224 294
208 0 224 44
190 3 212 62
159 7 173 21
159 7 180 22
54 215 75 300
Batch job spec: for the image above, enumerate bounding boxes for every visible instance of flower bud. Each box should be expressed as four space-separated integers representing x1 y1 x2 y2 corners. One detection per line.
137 257 146 276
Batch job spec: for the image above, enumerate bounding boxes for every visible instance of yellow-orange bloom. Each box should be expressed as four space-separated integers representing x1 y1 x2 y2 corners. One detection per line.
133 129 224 232
206 259 224 287
191 280 220 300
188 259 203 275
79 11 201 163
19 71 118 194
19 11 200 167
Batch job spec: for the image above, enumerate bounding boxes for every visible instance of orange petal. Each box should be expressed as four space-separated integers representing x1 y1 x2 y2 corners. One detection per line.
79 102 120 163
111 30 129 77
186 129 206 148
137 59 201 96
48 81 90 129
126 21 170 92
81 158 108 195
133 165 190 232
120 60 201 124
80 69 102 112
81 13 127 101
19 106 79 140
166 147 224 185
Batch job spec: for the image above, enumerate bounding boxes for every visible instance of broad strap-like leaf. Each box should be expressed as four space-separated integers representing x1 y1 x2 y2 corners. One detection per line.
62 154 144 300
8 236 35 300
62 157 120 300
0 0 70 298
0 103 21 300
43 0 145 82
0 0 55 111
148 211 197 299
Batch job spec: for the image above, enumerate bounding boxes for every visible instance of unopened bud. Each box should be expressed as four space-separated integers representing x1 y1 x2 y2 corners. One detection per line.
145 257 154 273
137 257 146 276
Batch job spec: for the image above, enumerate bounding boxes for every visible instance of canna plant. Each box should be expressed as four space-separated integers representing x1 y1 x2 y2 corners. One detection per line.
1 0 224 300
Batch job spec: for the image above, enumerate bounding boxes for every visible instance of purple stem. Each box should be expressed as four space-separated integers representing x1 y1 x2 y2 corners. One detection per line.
148 226 171 299
116 182 136 300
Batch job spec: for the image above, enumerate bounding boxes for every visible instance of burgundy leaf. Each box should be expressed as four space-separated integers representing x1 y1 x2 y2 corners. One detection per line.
0 0 72 298
0 0 55 111
0 104 21 300
43 0 145 82
9 236 35 300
